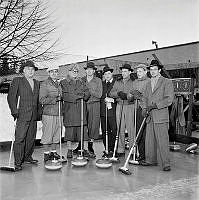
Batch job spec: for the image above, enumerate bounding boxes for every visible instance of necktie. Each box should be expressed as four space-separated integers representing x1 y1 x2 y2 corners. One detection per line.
106 81 110 88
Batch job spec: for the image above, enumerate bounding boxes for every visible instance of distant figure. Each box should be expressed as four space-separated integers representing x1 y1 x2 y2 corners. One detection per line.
7 60 41 171
39 65 65 163
141 60 174 171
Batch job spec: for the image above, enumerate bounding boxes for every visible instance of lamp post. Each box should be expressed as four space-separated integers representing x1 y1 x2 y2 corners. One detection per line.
152 41 158 49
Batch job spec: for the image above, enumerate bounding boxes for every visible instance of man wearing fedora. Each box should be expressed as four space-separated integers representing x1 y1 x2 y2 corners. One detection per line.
39 65 65 163
7 60 41 171
100 65 117 157
141 60 174 171
82 62 102 158
109 63 135 157
127 64 150 162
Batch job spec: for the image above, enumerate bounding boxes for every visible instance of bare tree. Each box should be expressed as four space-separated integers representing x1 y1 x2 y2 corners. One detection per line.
0 0 62 70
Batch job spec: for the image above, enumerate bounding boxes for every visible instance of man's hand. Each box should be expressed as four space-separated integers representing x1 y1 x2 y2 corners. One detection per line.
142 109 148 118
56 96 63 102
117 91 127 100
146 103 157 112
130 90 142 100
105 97 114 103
12 113 19 121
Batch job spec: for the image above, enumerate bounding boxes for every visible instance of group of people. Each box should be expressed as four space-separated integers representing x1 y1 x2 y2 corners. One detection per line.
7 59 174 172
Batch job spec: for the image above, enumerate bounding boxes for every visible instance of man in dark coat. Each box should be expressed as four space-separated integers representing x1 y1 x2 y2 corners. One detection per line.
7 60 40 171
100 65 117 157
60 64 90 158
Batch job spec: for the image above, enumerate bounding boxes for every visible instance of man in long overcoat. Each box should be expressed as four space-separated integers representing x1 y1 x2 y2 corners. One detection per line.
141 60 174 171
100 65 117 157
60 64 90 158
7 60 40 171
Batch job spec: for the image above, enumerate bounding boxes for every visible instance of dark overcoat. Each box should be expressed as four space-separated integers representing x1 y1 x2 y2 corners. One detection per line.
100 79 117 117
60 76 90 127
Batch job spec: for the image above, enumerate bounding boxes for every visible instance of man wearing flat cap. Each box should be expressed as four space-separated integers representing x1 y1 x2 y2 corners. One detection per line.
81 62 102 158
100 65 117 157
7 60 40 171
109 63 135 157
39 65 66 163
127 63 150 162
141 60 174 171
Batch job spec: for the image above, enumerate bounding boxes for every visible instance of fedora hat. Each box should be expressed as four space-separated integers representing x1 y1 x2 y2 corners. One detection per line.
102 64 113 74
147 60 163 69
120 63 133 72
84 62 97 70
19 60 38 73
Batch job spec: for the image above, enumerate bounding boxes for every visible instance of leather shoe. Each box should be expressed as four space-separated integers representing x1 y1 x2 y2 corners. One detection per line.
139 160 151 166
15 165 22 171
24 159 38 164
116 153 125 157
163 166 171 171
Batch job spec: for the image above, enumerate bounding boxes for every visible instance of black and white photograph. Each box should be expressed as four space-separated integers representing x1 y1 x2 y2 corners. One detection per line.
0 0 199 199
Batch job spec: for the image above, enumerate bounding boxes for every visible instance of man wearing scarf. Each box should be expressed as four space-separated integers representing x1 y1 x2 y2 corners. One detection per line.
60 64 90 158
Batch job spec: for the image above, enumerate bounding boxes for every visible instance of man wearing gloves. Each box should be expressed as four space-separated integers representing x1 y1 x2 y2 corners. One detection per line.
109 64 134 156
100 65 117 157
82 62 102 158
60 64 90 158
127 64 150 162
141 60 174 171
39 65 65 163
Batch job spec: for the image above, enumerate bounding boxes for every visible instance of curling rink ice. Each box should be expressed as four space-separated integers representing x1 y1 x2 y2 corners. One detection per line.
0 141 199 200
0 94 199 200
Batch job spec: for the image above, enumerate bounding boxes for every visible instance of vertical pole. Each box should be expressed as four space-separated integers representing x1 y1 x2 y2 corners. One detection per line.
80 99 84 157
105 94 108 154
133 100 137 161
58 93 62 160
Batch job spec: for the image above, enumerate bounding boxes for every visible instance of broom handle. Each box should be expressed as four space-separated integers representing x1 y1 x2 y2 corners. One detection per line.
8 137 14 166
105 94 108 154
80 98 84 157
9 96 20 166
112 101 124 158
58 93 62 159
133 100 138 161
123 115 147 168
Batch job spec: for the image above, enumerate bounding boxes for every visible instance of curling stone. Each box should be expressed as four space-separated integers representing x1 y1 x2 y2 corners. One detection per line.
71 156 88 167
45 159 62 171
96 158 112 169
185 143 198 153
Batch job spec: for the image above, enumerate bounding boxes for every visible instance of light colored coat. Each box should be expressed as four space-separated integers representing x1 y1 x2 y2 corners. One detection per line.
39 77 61 116
142 76 174 123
